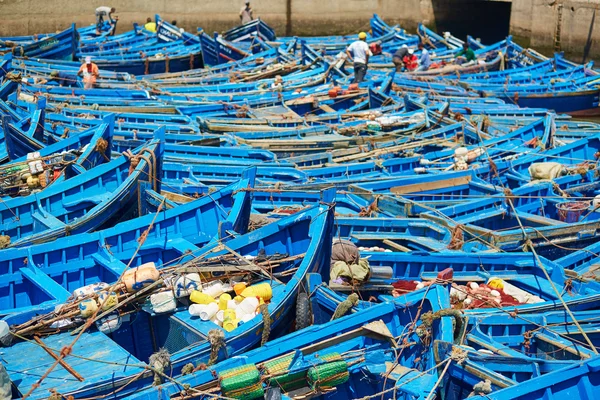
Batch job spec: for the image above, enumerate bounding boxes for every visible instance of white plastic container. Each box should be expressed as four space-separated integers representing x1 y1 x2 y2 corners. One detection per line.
202 280 225 298
238 297 259 315
95 313 122 334
188 303 206 317
73 282 109 299
174 273 202 298
150 291 177 314
199 302 219 321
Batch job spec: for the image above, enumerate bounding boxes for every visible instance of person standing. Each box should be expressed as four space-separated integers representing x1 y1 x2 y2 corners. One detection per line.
144 17 157 33
346 32 372 84
417 43 432 71
240 1 253 25
95 6 116 34
78 57 100 89
392 44 409 72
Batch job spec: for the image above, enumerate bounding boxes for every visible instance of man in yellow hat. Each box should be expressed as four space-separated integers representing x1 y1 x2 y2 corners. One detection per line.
346 32 372 83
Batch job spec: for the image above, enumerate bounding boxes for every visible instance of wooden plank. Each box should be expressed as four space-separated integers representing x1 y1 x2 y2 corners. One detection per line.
161 190 194 204
382 239 411 252
318 104 336 113
390 176 472 195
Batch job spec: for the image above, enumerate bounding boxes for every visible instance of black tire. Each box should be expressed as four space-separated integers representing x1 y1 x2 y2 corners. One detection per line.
295 292 312 331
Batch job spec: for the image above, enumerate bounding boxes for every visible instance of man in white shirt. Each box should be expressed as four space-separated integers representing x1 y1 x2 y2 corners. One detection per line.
346 32 372 83
95 6 116 34
240 1 253 25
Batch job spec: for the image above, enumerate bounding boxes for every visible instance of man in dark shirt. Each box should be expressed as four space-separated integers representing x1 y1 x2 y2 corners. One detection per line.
392 44 409 72
49 71 75 87
456 43 476 64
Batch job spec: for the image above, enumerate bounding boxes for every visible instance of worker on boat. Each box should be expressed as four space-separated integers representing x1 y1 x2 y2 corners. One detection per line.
48 70 75 87
403 49 418 72
416 43 432 71
392 44 409 72
271 75 284 92
456 42 476 64
78 56 100 90
346 32 372 84
95 6 116 34
240 1 254 25
144 17 157 33
171 20 185 33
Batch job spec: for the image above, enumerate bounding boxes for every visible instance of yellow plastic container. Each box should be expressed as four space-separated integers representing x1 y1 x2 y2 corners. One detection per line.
79 299 99 318
233 283 247 296
487 278 505 290
223 318 239 332
219 293 232 310
234 296 244 303
98 291 118 310
241 283 272 301
223 309 236 321
190 291 216 305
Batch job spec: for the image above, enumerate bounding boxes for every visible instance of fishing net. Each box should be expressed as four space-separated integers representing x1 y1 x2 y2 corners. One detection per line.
556 201 589 223
307 360 349 390
161 317 203 354
219 364 264 400
264 353 342 392
264 355 306 392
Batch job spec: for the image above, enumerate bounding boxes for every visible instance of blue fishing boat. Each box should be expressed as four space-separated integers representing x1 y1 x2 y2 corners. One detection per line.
0 173 254 317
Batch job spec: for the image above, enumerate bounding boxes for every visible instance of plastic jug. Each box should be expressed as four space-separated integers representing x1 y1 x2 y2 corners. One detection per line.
200 302 219 321
241 283 272 301
223 318 239 332
233 283 247 296
79 299 99 318
98 291 118 310
122 263 160 293
202 280 225 298
190 291 216 305
174 273 202 298
95 313 122 334
219 293 232 310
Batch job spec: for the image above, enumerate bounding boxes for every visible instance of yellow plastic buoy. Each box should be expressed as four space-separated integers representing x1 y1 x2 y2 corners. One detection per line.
233 283 247 296
223 309 236 321
190 291 216 305
487 278 505 290
98 291 118 310
219 293 232 310
223 318 239 332
241 283 273 301
79 299 99 318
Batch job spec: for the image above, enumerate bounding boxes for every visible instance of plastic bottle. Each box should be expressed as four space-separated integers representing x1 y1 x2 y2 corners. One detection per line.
79 299 99 318
189 304 206 317
241 283 273 301
239 296 260 315
233 283 247 296
190 291 216 305
223 318 239 332
219 293 232 310
223 309 236 321
200 302 219 321
202 280 225 298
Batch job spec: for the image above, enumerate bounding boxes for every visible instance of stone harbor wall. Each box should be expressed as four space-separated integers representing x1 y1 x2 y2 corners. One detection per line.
1 0 599 60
